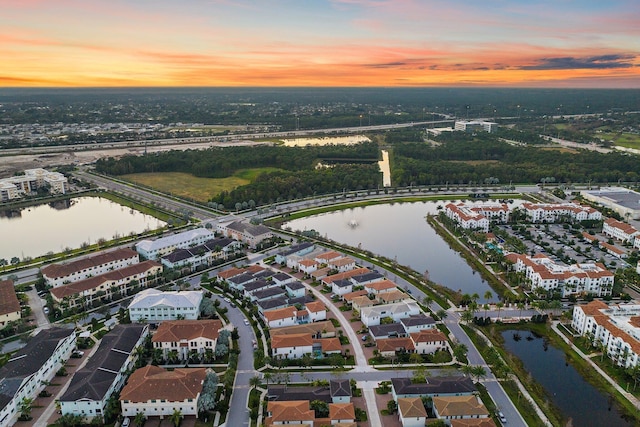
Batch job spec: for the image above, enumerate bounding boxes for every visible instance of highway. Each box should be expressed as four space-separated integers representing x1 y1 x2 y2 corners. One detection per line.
0 119 454 157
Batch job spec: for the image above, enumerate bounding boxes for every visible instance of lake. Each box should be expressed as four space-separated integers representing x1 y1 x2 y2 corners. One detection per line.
0 196 166 261
501 329 635 426
283 201 497 301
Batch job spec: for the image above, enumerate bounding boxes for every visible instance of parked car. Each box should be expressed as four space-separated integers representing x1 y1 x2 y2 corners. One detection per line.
498 411 507 423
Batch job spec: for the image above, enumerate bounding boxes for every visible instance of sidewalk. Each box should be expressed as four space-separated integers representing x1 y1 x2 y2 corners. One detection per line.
551 321 640 410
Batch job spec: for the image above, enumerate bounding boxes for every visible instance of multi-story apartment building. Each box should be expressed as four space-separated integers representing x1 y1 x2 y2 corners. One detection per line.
128 289 203 323
602 218 639 244
0 328 76 427
216 219 272 248
59 324 148 422
0 168 68 201
572 300 640 369
135 228 215 260
49 260 162 306
520 202 602 223
120 366 207 419
506 253 614 297
152 319 223 361
41 248 140 288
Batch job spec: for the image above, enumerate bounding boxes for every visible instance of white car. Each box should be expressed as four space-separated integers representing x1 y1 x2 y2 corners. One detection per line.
122 417 130 427
498 411 507 423
244 319 250 325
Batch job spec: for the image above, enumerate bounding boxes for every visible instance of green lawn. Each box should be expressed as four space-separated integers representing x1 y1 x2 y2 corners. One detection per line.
121 168 283 202
597 132 640 150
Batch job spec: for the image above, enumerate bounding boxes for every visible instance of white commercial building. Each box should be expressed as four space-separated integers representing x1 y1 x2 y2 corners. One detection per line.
454 120 498 133
128 289 203 323
135 228 215 260
582 187 640 220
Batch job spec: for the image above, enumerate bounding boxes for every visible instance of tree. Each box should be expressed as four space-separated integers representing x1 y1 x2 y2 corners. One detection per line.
496 301 504 320
134 411 146 427
436 309 448 321
263 372 273 387
461 364 474 377
249 375 262 390
471 365 487 383
461 309 474 324
56 413 84 427
169 409 183 427
484 291 493 303
19 397 33 420
453 343 468 361
386 399 397 414
310 400 329 418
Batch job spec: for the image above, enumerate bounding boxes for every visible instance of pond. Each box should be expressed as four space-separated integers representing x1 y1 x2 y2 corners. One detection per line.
501 329 635 427
283 201 497 301
0 196 166 261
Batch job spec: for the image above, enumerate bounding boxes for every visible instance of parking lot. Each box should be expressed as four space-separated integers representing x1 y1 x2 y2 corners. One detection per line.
498 222 632 271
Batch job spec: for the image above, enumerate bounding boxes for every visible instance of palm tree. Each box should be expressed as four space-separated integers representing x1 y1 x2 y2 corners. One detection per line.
461 309 474 324
496 302 504 320
516 302 525 319
483 291 493 302
263 372 273 388
134 412 146 427
453 343 468 362
169 409 183 427
19 397 33 420
249 375 262 390
471 365 487 383
461 364 474 378
436 309 448 321
422 295 433 309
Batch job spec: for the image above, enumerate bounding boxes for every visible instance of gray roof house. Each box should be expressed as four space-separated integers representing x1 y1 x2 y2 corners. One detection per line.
0 328 76 427
59 324 149 422
391 377 476 400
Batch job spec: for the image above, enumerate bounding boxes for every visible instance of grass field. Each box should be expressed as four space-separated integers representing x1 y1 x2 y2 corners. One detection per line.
597 132 640 150
121 168 282 202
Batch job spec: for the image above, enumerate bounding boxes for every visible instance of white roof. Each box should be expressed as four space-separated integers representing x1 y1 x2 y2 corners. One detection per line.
360 301 420 318
128 288 203 309
135 228 214 252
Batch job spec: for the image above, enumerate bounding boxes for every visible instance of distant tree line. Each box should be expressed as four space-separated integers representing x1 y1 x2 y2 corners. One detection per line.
95 142 379 178
391 132 640 186
211 164 381 207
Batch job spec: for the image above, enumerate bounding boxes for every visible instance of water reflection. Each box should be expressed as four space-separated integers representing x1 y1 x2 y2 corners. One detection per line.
501 329 634 427
283 201 497 301
0 196 166 260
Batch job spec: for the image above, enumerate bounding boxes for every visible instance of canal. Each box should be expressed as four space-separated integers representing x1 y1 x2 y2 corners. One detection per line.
502 329 635 427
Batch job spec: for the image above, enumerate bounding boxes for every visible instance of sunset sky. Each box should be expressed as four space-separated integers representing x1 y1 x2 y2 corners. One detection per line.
2 0 639 87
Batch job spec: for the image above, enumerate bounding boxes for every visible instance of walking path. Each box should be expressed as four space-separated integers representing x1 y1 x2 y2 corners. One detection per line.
360 382 382 427
551 321 640 410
